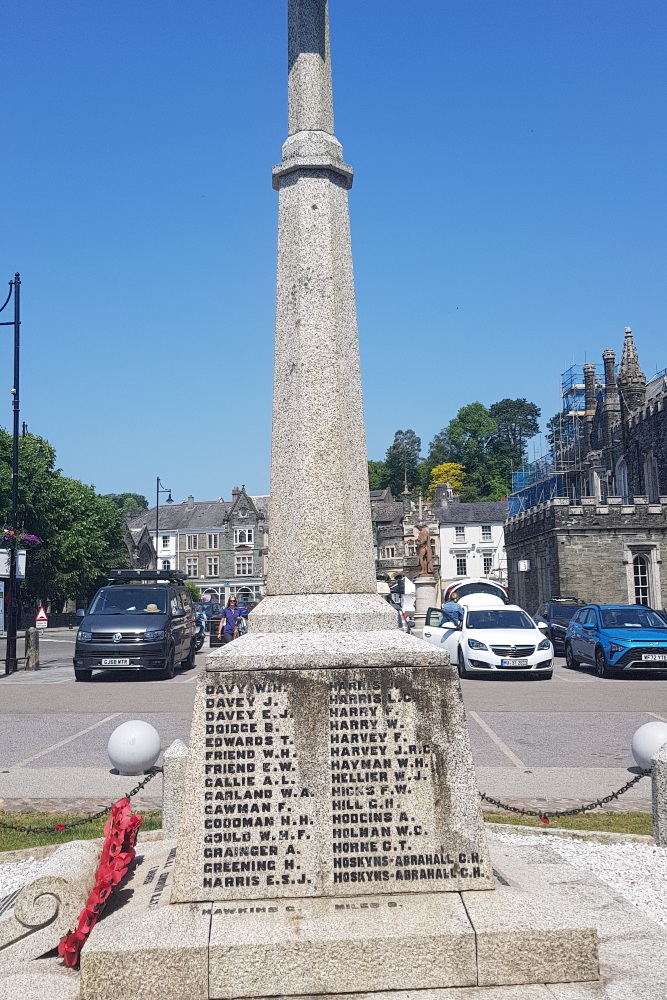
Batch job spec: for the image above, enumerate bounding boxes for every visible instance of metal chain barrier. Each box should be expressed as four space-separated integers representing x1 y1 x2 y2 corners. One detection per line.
0 767 161 834
480 769 650 824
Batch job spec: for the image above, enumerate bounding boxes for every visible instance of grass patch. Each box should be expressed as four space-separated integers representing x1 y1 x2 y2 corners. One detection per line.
0 811 162 853
483 810 652 836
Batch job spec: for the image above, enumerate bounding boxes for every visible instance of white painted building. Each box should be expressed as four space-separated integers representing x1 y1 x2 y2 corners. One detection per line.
436 496 508 589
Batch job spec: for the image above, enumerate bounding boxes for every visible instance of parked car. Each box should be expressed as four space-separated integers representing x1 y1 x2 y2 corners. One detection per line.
73 569 196 682
194 602 223 634
533 598 586 654
565 604 667 678
422 604 553 679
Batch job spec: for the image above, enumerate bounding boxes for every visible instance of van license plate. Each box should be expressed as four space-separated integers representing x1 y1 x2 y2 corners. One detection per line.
501 658 528 666
642 653 665 661
101 658 130 666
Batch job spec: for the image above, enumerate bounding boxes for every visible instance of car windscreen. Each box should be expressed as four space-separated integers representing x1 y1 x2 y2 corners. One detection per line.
88 587 168 615
454 582 508 603
551 605 580 621
467 610 534 630
600 608 667 630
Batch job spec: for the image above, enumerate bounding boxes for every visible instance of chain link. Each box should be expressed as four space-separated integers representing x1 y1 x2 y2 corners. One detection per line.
0 768 161 834
480 770 650 824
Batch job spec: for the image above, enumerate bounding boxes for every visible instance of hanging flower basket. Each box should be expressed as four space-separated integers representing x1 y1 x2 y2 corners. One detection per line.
0 530 41 549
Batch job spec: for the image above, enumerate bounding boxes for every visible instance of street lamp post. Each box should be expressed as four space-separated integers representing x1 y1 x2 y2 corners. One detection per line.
155 477 173 571
0 274 21 674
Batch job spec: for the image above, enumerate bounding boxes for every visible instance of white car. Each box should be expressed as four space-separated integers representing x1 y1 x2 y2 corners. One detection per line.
423 604 554 680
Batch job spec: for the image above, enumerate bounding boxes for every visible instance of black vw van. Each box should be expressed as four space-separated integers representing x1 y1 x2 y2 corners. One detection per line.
73 569 196 681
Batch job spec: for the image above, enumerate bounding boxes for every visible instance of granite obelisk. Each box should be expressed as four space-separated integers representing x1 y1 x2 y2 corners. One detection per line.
81 5 599 996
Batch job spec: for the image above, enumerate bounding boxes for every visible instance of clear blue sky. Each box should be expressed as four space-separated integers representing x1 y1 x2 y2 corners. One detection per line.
2 1 665 503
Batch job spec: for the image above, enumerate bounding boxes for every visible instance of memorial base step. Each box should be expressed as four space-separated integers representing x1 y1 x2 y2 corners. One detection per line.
80 841 599 1000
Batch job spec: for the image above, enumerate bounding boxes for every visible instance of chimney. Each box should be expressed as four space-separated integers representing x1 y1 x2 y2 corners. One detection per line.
232 486 240 498
187 495 195 510
583 363 596 414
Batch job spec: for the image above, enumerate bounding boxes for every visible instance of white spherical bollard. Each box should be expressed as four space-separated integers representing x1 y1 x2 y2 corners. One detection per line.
108 720 161 776
631 721 667 771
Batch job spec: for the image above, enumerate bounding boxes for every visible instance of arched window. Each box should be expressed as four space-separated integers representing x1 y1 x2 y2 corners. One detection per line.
633 554 650 606
615 458 629 503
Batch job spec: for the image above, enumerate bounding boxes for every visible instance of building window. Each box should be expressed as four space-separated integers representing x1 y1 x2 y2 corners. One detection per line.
381 546 396 560
207 557 219 577
161 559 171 571
161 535 169 549
615 458 629 503
207 533 219 549
455 526 465 542
481 525 492 541
186 557 198 577
483 554 493 575
186 535 198 550
633 554 650 606
456 556 467 576
405 539 416 557
235 555 253 576
234 528 254 546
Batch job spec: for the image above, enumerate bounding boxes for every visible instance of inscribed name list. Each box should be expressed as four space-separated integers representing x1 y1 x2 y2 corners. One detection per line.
172 666 493 902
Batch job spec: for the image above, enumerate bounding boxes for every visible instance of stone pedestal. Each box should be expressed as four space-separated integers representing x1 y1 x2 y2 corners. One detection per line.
652 741 667 846
412 574 437 638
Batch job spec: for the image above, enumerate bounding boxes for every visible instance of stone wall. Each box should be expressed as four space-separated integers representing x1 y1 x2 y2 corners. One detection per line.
505 498 667 611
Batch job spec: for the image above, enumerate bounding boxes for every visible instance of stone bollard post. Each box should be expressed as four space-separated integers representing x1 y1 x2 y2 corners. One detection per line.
24 627 40 671
651 741 667 846
413 575 437 639
163 739 188 841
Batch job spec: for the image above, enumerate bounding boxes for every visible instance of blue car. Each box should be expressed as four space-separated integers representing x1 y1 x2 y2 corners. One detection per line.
565 604 667 678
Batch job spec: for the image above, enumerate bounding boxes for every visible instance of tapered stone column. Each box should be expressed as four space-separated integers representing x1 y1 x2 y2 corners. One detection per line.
266 0 377 602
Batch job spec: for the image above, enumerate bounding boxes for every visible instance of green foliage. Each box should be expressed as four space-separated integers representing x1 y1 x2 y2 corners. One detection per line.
385 429 422 497
367 459 389 491
369 396 540 504
488 398 541 473
103 492 149 514
185 581 201 602
0 429 130 609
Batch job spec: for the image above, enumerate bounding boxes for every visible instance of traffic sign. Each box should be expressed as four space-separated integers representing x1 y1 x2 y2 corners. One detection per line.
35 606 48 629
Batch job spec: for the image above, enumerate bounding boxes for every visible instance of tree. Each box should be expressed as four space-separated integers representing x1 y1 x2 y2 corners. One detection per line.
488 398 541 471
0 429 129 609
385 430 421 497
367 459 389 492
103 492 149 514
427 462 465 500
185 581 201 603
426 404 503 502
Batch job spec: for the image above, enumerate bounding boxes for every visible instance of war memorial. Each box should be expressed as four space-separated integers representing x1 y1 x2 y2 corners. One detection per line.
4 2 607 997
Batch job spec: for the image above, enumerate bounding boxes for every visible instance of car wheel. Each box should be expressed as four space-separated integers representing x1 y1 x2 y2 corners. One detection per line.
457 647 468 680
565 642 579 669
74 668 92 682
595 647 615 679
182 639 196 670
162 645 176 680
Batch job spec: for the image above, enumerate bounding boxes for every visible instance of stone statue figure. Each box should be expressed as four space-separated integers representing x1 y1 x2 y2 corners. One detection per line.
416 525 433 576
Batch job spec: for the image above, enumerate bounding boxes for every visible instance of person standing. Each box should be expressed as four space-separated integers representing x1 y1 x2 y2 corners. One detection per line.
217 596 242 644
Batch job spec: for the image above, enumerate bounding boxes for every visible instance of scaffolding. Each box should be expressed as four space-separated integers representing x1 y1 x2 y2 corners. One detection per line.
508 364 607 518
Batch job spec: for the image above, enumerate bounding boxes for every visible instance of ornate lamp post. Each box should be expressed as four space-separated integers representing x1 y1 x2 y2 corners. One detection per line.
155 477 173 570
0 274 21 674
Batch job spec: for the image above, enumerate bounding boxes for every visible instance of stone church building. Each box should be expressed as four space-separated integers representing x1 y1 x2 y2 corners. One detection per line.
506 329 667 612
